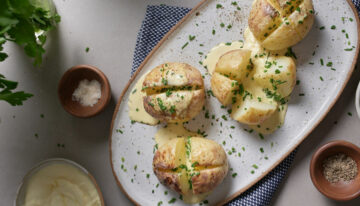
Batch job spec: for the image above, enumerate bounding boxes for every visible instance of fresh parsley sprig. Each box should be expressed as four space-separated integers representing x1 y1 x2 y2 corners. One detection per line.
0 74 33 106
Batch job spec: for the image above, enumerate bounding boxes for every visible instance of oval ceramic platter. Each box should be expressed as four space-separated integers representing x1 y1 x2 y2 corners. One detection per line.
110 0 359 205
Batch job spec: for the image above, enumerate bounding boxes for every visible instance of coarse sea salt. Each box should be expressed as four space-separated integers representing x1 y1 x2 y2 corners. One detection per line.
72 79 101 107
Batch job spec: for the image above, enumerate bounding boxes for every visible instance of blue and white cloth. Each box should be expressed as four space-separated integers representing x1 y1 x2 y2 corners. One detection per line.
130 2 359 205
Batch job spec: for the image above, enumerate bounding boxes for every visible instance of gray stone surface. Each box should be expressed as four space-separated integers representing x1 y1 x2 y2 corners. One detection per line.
0 0 359 205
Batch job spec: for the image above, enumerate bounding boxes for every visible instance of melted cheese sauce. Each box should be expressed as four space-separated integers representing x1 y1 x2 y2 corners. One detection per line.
203 41 245 75
154 124 200 147
204 28 292 134
249 104 288 134
128 73 159 125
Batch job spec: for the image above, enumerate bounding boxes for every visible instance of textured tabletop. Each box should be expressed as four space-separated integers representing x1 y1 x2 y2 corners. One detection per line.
0 0 359 205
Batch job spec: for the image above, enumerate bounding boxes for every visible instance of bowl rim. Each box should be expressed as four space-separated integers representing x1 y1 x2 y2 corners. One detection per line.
14 158 105 206
58 64 111 118
356 81 360 120
310 140 360 201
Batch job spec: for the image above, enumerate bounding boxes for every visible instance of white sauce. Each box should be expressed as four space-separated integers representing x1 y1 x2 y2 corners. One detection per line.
23 163 101 206
72 79 101 107
128 73 159 125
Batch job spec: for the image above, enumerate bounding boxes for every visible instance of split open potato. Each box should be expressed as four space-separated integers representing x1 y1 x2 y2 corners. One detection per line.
248 0 314 51
153 137 228 203
211 49 296 125
142 63 205 123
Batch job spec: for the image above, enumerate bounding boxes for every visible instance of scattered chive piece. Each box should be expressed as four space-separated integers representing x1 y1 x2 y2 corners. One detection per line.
168 198 176 204
85 47 89 52
331 25 336 30
320 76 324 81
189 35 196 41
319 26 325 30
220 23 225 28
260 148 264 153
212 29 216 35
181 42 189 50
320 58 324 66
259 133 264 140
232 173 238 178
299 93 305 96
216 4 223 9
348 112 353 116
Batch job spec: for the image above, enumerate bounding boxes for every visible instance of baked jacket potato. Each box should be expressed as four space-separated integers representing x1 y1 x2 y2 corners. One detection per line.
211 49 296 125
153 137 228 203
248 0 314 51
142 63 205 123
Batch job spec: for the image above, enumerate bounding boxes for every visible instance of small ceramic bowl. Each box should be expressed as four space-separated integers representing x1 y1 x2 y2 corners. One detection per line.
15 158 105 206
310 140 360 201
58 65 111 118
356 82 360 119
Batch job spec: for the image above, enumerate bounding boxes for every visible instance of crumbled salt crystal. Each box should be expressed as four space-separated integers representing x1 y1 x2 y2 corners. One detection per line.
72 79 101 107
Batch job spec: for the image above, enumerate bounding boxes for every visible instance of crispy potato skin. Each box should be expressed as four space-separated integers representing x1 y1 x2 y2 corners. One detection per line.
143 90 205 123
142 63 205 123
153 137 228 196
249 0 314 50
143 63 203 88
153 139 182 193
211 73 237 106
192 164 228 195
190 138 228 194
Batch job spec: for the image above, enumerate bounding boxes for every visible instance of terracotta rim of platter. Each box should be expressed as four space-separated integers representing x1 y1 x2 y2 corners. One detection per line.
14 158 105 206
108 0 360 205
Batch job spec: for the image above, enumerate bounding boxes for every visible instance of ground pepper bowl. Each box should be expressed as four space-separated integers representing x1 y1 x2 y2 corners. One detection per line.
310 140 360 201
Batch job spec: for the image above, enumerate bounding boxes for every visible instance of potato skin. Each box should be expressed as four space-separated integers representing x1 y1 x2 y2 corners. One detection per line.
211 73 237 106
153 137 228 196
143 62 203 89
142 63 205 123
153 139 182 193
143 89 205 123
190 137 228 194
192 165 228 195
249 0 314 50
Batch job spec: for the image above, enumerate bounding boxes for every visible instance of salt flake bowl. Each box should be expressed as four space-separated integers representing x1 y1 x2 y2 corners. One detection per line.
310 140 360 201
58 65 111 118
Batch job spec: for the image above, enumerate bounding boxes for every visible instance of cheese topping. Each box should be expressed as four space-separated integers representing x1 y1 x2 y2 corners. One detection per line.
154 124 200 147
128 73 159 125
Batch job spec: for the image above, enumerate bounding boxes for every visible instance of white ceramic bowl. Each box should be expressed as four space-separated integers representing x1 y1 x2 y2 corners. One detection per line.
356 82 360 119
15 158 104 206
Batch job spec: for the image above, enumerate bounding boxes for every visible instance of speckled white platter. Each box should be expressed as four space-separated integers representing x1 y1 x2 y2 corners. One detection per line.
110 0 359 205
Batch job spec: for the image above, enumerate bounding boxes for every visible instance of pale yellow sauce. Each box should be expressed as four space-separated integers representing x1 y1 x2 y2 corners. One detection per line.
23 163 101 206
249 104 288 134
128 73 159 125
154 124 200 147
203 41 245 75
204 28 292 133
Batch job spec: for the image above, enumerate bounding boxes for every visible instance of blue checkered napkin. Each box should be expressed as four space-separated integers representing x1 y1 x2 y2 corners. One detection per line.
130 3 359 206
353 0 360 14
131 5 191 75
